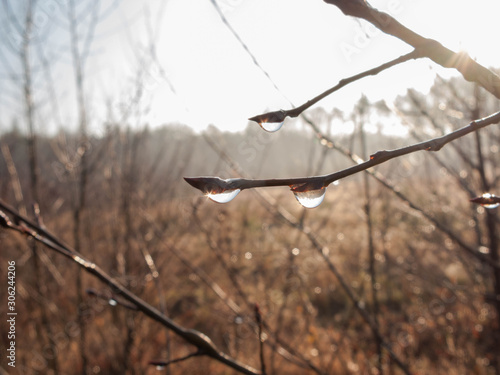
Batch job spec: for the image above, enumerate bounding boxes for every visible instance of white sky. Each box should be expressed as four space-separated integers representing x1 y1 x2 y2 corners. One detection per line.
1 0 499 134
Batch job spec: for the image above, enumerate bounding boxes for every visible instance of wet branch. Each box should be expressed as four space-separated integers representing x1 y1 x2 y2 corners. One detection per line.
249 49 419 125
186 110 500 197
200 133 412 375
323 0 500 99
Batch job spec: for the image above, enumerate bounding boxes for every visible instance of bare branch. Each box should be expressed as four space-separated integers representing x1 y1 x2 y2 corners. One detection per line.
200 134 412 374
149 351 201 369
186 111 500 196
0 199 261 375
249 49 419 127
323 0 500 99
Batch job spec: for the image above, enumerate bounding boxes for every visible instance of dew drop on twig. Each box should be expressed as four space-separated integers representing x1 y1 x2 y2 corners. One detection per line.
259 121 284 133
206 189 241 203
470 193 500 209
108 299 117 306
293 187 326 209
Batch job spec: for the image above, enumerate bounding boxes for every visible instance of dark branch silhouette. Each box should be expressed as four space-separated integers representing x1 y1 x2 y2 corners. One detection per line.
323 0 500 99
0 200 260 375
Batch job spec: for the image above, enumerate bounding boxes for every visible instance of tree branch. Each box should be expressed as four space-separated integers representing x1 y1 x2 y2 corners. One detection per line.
185 111 500 196
323 0 500 99
0 200 260 375
199 133 412 375
249 49 420 126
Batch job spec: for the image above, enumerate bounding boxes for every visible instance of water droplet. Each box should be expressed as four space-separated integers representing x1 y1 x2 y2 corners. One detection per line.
206 189 240 203
481 193 500 209
249 110 286 132
259 121 283 133
293 187 326 209
470 193 500 209
108 299 117 306
155 365 166 371
479 246 490 254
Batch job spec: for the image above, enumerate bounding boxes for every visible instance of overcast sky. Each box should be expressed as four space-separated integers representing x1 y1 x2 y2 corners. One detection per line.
1 0 499 134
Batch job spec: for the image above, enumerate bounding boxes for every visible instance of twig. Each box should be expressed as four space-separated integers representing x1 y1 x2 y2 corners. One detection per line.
185 111 500 196
357 111 383 373
249 49 419 125
255 304 267 375
190 199 324 373
199 133 411 375
0 199 260 375
299 110 500 270
149 351 201 369
86 288 139 311
209 0 284 96
323 0 500 99
0 143 26 216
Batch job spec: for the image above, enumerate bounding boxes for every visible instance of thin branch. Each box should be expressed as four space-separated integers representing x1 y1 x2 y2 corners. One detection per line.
255 304 267 375
199 134 411 375
0 200 260 375
249 49 419 125
185 111 500 194
190 198 323 373
209 0 284 96
186 111 500 271
0 142 27 216
149 351 202 369
300 110 500 270
323 0 500 99
86 288 139 311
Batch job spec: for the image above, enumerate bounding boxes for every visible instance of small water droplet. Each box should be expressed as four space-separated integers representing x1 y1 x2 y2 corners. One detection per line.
108 299 117 306
482 193 500 209
259 121 283 133
155 365 166 371
293 187 326 209
479 246 490 254
206 189 240 203
471 193 500 209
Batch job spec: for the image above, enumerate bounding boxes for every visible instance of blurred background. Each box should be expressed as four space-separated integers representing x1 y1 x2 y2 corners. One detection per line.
1 0 499 374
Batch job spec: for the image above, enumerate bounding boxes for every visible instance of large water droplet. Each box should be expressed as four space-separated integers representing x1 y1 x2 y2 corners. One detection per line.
108 299 117 306
259 121 284 133
249 110 286 132
206 189 241 203
293 187 326 209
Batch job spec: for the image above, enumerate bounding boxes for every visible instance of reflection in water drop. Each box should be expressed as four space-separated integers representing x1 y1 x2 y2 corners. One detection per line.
108 299 117 306
471 193 500 209
206 189 241 203
481 193 500 209
259 121 284 133
293 187 326 209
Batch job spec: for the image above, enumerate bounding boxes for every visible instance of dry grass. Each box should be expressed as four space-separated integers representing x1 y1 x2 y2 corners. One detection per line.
1 169 497 374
